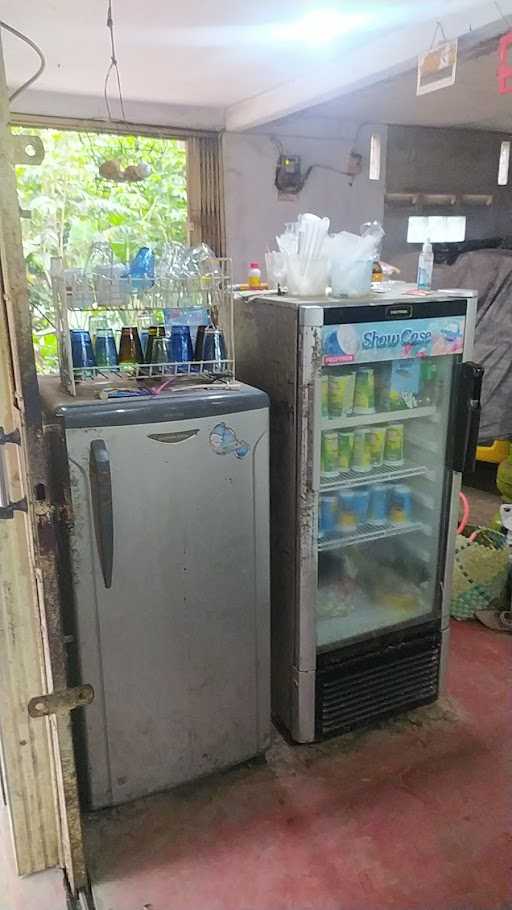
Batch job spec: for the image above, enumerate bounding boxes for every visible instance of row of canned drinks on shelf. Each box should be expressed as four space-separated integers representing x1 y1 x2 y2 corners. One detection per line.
321 423 405 477
321 358 439 419
319 483 414 539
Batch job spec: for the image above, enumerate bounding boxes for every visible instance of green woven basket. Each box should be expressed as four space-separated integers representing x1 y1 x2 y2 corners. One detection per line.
451 525 509 620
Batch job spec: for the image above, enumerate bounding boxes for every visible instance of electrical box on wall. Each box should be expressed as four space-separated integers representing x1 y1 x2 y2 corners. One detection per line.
275 155 303 194
274 149 362 198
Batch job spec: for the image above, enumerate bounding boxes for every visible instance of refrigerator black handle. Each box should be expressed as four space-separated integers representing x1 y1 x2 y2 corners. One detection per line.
89 439 114 589
452 361 484 474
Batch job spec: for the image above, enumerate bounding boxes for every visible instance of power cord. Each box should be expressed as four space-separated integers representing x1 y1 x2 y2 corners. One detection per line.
0 20 46 102
308 163 357 179
277 161 361 194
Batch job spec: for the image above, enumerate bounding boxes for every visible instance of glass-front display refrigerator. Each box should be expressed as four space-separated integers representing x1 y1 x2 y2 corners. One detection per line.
235 292 482 742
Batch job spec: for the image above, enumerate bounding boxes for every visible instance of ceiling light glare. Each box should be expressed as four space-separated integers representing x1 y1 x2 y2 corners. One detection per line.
274 8 372 46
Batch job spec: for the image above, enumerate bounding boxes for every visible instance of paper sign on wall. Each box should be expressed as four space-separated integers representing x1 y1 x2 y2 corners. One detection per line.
417 39 458 96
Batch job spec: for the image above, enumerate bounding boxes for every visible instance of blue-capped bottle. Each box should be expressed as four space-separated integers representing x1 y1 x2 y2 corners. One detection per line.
129 246 155 291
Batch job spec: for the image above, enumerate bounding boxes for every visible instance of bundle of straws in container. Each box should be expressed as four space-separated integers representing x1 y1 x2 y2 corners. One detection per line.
265 213 385 298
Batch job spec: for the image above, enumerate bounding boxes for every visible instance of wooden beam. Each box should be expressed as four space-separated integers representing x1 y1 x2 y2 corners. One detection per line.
0 30 61 876
225 3 512 132
0 224 60 878
0 32 88 895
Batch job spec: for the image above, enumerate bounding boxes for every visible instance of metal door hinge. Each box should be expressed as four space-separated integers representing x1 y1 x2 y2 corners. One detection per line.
11 133 45 166
0 425 28 519
28 684 94 718
0 427 21 446
0 498 28 519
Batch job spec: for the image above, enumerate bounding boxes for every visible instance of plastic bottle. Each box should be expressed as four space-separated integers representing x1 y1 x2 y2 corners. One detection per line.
417 239 433 290
248 262 262 288
372 261 383 282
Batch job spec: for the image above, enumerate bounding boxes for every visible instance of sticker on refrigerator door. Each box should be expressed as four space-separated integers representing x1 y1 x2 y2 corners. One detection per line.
322 325 360 363
322 315 465 364
209 423 250 459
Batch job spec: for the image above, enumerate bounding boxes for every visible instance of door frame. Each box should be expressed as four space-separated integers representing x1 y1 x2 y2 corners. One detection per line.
0 33 89 903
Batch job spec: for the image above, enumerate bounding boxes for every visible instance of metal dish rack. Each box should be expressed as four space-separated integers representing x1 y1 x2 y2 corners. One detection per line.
50 256 235 396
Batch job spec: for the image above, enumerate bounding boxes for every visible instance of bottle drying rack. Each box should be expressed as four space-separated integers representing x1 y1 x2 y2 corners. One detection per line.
50 256 235 397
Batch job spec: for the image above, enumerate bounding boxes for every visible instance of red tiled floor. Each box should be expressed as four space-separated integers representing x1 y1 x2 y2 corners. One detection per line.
86 621 511 910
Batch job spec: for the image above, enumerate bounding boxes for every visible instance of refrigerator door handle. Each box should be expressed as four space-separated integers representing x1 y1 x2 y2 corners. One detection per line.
89 439 114 589
452 361 484 474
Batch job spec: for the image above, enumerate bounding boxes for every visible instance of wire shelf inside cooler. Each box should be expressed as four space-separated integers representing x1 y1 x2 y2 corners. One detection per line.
320 462 431 492
318 520 428 551
320 405 437 432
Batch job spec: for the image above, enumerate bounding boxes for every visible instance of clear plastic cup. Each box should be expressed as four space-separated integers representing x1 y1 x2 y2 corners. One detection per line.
286 255 329 297
331 259 373 298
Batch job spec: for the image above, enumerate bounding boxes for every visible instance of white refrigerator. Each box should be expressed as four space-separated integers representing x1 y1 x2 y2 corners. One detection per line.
41 380 270 808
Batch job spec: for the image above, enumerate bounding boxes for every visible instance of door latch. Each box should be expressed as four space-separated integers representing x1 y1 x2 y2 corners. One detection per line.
28 684 94 718
0 426 28 519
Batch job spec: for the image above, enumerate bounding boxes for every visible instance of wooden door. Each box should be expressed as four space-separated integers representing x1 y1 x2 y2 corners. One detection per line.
0 33 89 905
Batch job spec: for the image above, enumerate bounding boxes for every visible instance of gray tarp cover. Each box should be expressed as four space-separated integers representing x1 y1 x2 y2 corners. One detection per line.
435 249 512 443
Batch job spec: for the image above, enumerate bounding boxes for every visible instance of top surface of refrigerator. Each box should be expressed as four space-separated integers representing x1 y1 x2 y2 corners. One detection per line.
237 288 478 334
240 289 477 307
39 376 267 427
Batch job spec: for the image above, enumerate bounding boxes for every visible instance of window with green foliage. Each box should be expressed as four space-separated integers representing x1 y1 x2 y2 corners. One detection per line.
14 127 188 372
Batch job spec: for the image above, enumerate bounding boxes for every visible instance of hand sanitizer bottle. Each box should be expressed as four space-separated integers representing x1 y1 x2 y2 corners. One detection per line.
417 239 434 290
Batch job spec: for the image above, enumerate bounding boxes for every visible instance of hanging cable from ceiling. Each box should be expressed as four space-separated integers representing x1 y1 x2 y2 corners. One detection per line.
99 0 151 183
103 0 126 122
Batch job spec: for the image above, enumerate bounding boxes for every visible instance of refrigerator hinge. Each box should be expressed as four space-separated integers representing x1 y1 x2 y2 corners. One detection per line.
28 684 94 718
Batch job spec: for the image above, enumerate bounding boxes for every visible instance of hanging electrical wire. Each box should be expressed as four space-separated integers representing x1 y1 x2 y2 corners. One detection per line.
98 1 151 183
0 20 46 102
103 0 126 122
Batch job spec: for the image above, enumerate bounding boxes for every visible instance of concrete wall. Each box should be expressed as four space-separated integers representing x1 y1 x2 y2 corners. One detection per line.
383 125 512 280
223 118 387 282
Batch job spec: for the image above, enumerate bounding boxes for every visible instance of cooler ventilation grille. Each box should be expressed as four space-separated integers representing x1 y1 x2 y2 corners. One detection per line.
316 633 440 739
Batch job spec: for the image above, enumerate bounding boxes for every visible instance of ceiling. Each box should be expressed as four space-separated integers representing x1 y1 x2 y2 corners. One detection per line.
1 0 497 117
306 46 512 133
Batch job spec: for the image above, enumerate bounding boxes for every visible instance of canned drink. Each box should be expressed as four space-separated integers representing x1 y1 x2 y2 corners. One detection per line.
419 359 439 406
384 423 405 466
338 431 354 472
352 488 370 524
353 368 376 415
319 494 339 537
321 431 339 478
328 372 355 418
369 426 386 468
352 428 373 474
374 364 391 412
368 484 389 526
390 485 413 525
321 374 329 417
337 491 358 534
